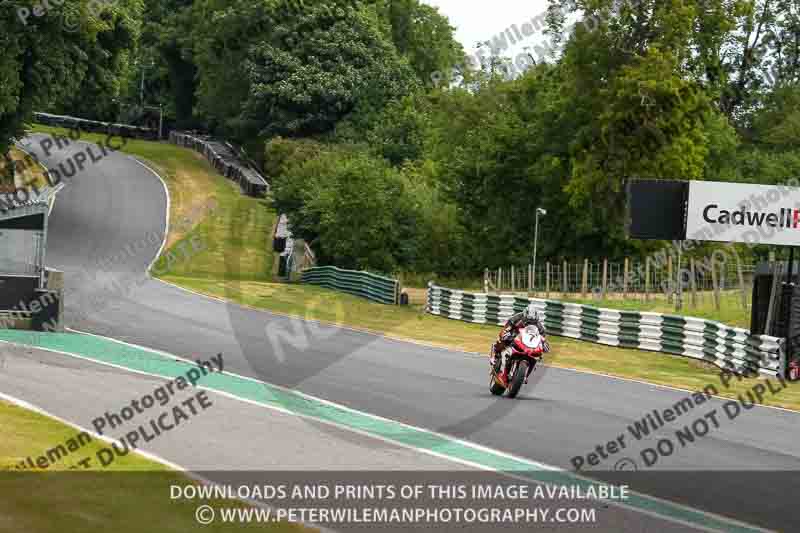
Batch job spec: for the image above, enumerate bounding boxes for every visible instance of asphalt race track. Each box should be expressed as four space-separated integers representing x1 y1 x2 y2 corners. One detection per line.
5 134 800 531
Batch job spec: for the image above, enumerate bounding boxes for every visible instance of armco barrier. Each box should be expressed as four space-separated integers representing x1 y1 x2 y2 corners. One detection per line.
170 132 268 197
302 267 400 305
34 112 157 140
426 284 785 376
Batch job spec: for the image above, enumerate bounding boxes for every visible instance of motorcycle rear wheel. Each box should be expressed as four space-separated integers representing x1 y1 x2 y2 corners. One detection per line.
506 360 529 399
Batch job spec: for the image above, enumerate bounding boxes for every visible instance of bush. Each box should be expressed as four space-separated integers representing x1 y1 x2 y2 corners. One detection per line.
272 147 416 272
0 152 15 185
268 140 466 275
366 94 431 166
264 137 327 181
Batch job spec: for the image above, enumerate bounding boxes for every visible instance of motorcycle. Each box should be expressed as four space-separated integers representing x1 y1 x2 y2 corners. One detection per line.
489 323 545 399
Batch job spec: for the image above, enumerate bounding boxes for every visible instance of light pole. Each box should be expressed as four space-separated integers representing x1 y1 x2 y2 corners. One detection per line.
533 208 547 291
138 58 155 107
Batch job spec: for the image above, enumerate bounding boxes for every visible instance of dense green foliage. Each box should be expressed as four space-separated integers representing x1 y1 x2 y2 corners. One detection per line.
266 0 800 272
2 1 115 155
54 1 144 121
4 0 800 274
242 3 418 138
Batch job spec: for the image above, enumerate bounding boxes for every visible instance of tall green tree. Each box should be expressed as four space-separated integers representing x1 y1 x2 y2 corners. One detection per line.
374 0 464 86
0 1 105 158
56 0 144 121
241 1 418 138
191 0 272 135
140 0 197 127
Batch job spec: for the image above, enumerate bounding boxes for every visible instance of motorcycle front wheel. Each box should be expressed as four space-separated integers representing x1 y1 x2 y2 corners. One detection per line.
489 374 506 396
489 359 505 396
506 360 529 399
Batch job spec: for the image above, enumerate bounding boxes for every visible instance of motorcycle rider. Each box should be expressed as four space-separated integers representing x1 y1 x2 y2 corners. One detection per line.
491 304 549 385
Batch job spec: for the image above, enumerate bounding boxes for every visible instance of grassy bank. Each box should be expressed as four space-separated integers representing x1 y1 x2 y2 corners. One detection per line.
0 400 310 533
164 276 800 412
24 124 797 412
1 146 50 190
559 291 750 328
27 124 276 281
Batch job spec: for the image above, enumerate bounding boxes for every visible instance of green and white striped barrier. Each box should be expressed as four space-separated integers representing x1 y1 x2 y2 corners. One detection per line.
302 266 400 305
426 283 785 376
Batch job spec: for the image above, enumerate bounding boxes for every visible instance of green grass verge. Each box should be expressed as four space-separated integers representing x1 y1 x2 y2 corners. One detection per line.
0 400 310 533
27 124 276 281
163 276 800 412
0 400 171 473
559 291 750 328
25 123 797 412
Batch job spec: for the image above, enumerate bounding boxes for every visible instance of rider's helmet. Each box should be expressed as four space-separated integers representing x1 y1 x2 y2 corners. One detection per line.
523 304 539 323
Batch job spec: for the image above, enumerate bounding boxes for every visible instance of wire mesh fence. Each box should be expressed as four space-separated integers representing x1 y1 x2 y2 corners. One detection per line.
484 257 757 315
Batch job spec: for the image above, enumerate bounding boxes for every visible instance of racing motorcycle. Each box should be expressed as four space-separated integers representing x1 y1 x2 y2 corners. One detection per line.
489 323 545 399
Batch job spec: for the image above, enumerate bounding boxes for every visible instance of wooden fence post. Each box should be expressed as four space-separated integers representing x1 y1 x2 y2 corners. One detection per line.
528 264 533 293
498 267 502 292
546 262 551 299
689 259 698 308
511 265 515 292
623 258 629 298
736 254 747 309
563 261 568 295
582 259 588 299
602 259 608 300
484 268 489 294
645 258 650 301
667 256 674 303
711 259 721 311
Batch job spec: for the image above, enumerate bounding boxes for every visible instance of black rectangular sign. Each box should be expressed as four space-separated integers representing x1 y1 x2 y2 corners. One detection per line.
626 179 688 241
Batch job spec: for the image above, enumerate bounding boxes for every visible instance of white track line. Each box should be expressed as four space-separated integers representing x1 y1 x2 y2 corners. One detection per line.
0 347 330 531
0 390 184 471
127 156 170 275
126 142 799 417
13 135 777 532
3 332 771 533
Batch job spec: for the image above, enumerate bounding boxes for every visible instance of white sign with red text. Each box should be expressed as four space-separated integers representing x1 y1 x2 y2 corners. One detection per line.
686 180 800 246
